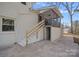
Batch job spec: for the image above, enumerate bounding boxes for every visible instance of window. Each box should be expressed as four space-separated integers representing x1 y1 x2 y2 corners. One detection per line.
2 18 14 31
45 18 61 27
52 18 61 27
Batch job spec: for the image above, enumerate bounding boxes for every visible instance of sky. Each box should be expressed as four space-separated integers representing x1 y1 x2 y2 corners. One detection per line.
32 2 79 26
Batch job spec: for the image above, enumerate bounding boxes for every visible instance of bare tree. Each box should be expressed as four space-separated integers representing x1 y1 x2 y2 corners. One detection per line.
61 2 79 33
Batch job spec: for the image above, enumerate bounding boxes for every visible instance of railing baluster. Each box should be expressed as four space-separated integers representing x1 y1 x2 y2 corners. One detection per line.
26 20 45 45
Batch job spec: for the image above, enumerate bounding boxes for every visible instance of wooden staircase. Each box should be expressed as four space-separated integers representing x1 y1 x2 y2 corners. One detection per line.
26 20 45 45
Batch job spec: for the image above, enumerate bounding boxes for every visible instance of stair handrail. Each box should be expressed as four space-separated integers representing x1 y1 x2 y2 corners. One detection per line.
26 20 45 38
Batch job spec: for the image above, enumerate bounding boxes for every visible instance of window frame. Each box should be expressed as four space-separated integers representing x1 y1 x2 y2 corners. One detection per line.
2 17 15 32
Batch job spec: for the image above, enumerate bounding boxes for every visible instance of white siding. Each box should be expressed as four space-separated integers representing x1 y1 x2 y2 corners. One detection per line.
16 14 38 46
51 27 62 42
0 2 18 49
0 2 38 47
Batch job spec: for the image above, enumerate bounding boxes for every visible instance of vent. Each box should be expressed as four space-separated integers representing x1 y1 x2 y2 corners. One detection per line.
21 2 26 5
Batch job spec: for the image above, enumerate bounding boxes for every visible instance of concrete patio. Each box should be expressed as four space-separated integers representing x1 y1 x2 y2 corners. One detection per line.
0 35 79 57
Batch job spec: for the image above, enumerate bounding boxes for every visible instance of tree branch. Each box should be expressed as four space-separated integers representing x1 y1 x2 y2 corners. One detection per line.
62 2 71 15
72 3 79 15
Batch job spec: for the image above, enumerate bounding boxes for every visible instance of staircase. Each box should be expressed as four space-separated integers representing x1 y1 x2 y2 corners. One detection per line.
26 20 45 45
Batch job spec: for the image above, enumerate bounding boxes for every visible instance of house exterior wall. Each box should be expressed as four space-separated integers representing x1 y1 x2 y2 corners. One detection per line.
17 13 38 46
0 2 39 48
0 2 62 48
0 2 18 49
51 27 62 42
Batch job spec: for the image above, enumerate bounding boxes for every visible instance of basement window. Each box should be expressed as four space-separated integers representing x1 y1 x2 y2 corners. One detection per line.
2 18 14 31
